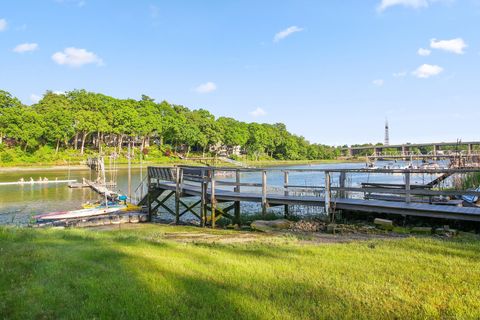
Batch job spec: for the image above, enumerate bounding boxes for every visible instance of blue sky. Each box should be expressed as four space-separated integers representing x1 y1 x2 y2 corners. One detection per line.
1 0 479 146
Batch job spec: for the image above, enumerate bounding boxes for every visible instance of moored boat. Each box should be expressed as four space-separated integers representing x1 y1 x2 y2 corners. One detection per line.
34 204 127 221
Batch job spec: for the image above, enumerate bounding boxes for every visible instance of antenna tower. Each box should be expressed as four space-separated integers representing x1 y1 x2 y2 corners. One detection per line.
384 119 390 146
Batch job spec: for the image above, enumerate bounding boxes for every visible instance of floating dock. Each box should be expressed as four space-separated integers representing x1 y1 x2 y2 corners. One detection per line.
68 178 117 195
0 179 77 186
32 211 148 228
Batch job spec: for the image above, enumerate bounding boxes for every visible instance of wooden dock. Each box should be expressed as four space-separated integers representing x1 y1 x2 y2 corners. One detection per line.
68 178 117 196
141 166 480 227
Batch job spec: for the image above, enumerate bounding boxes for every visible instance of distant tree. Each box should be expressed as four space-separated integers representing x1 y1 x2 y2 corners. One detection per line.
35 91 75 153
217 117 249 148
0 89 342 160
0 90 23 144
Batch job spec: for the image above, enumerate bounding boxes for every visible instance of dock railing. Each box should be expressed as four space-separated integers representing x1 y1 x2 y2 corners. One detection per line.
146 165 480 225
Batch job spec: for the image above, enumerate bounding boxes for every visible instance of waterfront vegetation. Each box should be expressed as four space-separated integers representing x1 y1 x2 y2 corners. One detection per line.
461 172 480 189
0 90 341 166
1 224 480 319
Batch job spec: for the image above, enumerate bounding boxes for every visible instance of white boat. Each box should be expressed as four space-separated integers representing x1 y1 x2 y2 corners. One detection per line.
34 204 127 221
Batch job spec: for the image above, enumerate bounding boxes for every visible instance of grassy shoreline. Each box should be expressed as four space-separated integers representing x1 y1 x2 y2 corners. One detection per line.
0 158 362 172
1 224 479 319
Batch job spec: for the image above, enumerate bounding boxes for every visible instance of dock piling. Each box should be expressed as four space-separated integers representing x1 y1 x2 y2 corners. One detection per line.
324 171 332 221
405 172 411 204
261 170 267 215
284 171 289 217
234 169 241 225
210 169 216 228
175 167 181 224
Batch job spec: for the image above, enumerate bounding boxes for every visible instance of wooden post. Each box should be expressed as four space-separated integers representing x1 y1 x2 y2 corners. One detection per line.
200 169 207 227
339 171 346 199
405 171 411 204
147 175 152 222
284 171 289 217
127 141 132 201
261 170 267 215
175 167 181 224
325 171 332 221
210 169 216 228
234 169 241 225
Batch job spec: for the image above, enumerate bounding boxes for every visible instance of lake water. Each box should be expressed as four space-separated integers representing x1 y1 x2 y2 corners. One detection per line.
0 160 448 225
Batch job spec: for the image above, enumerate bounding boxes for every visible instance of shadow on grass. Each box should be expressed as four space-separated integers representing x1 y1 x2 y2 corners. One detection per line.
2 227 480 319
0 227 350 319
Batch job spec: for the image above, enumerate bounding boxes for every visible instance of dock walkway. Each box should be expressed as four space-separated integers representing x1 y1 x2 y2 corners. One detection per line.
142 166 480 227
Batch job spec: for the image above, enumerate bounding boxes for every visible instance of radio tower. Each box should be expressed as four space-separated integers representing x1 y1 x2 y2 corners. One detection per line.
384 118 390 146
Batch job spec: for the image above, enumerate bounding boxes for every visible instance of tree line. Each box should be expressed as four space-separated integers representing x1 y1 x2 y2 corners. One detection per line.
0 89 341 160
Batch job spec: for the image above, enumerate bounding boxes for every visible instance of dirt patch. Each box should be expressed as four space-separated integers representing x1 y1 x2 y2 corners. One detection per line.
162 232 269 244
87 223 407 245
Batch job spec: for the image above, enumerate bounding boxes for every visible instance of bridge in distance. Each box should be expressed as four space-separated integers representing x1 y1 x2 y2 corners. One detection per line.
343 141 480 157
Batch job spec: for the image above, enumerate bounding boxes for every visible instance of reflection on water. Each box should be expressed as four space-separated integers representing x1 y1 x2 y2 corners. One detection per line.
0 161 447 225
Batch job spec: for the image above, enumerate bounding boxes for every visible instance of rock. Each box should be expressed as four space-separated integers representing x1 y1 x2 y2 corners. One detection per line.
129 215 140 223
251 219 291 232
435 227 458 237
374 218 394 230
411 227 432 234
290 220 326 232
326 223 337 234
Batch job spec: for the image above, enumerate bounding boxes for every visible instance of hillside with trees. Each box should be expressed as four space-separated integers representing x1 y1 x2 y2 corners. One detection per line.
0 90 341 165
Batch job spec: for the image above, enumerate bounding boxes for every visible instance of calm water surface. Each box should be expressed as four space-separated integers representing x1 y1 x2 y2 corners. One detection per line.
0 161 444 224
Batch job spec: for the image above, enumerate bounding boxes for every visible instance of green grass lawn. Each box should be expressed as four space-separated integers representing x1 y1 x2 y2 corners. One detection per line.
1 225 479 319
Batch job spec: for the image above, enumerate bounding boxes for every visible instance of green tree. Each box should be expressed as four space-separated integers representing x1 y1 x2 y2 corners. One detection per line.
35 92 75 153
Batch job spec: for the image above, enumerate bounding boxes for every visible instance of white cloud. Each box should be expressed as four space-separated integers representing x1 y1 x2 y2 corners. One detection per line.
195 82 217 94
249 107 267 117
377 0 429 11
13 43 38 53
30 94 41 103
373 79 385 86
273 26 303 42
412 64 443 78
0 19 7 31
52 47 103 67
430 38 467 54
417 48 431 56
393 71 407 78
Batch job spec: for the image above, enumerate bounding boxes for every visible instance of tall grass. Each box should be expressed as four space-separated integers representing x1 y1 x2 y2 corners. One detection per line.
460 172 480 189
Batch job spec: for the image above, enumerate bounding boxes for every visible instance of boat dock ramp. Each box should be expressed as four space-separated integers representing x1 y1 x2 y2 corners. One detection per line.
68 178 117 196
